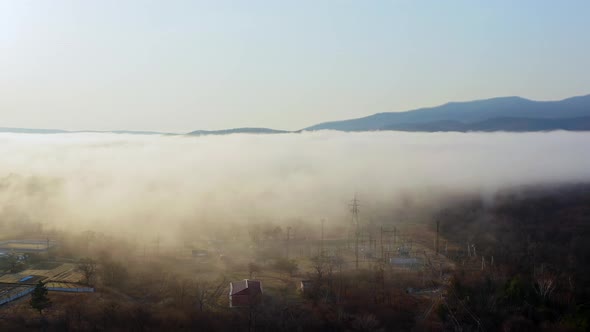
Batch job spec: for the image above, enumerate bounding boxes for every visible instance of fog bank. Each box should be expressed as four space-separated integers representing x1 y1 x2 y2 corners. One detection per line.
1 131 590 238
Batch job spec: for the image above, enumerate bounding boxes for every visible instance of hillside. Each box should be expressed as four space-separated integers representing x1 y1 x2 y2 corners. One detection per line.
380 116 590 132
3 94 590 135
0 128 176 135
187 127 290 135
305 94 590 131
434 183 590 330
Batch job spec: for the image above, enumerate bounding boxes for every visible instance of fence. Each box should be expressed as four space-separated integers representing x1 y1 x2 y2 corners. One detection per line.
0 286 34 306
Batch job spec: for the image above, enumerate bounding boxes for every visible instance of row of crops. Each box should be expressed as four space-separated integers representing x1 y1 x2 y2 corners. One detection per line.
0 263 82 284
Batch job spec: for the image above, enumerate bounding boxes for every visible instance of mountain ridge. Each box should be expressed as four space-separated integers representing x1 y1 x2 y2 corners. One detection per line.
2 94 590 135
187 127 290 136
304 94 590 131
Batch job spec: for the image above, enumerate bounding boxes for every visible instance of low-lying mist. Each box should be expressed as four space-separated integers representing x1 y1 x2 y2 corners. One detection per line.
1 131 590 242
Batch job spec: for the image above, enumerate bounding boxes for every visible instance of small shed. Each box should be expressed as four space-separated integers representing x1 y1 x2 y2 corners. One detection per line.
389 257 421 268
229 279 262 308
191 249 209 257
299 280 314 293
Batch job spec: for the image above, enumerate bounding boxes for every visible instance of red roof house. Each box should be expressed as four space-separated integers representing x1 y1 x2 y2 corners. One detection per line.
229 279 262 308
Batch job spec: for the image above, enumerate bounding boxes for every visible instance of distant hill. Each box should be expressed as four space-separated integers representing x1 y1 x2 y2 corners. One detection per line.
3 94 590 135
0 127 69 134
0 128 177 135
380 116 590 132
0 127 289 136
304 94 590 132
187 128 290 136
82 130 175 135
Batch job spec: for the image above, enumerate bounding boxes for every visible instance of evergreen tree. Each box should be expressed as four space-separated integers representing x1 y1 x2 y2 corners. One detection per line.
30 281 51 316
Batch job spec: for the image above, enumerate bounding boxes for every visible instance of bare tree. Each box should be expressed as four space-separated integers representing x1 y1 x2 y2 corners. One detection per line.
101 260 128 287
100 301 120 330
248 262 261 279
76 258 97 286
310 255 333 282
352 313 384 332
5 253 23 273
534 267 556 301
173 278 194 307
194 277 226 312
273 258 298 277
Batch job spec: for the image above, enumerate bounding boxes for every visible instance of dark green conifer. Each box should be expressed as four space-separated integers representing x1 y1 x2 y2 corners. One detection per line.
30 281 51 316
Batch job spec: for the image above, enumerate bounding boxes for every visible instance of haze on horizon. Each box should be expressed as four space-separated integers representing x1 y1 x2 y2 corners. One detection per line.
2 1 590 132
2 131 590 241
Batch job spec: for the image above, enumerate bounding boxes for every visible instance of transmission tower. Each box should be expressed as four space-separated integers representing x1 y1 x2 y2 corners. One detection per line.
350 195 360 269
380 226 396 263
286 226 292 259
320 219 325 259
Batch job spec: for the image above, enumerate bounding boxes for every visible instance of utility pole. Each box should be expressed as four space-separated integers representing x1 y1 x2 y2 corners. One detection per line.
350 195 360 270
155 234 160 257
380 226 384 261
320 219 325 259
380 227 396 263
286 226 292 259
85 231 91 255
435 219 440 255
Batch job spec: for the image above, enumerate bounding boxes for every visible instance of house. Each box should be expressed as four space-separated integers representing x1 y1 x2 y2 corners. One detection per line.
299 280 314 293
229 279 262 308
389 257 421 268
191 249 209 257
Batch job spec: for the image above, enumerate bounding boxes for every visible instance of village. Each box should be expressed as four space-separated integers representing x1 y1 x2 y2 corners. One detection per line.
0 198 496 331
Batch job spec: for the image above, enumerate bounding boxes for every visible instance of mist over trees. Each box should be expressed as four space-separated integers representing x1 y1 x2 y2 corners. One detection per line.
1 132 590 331
0 131 589 237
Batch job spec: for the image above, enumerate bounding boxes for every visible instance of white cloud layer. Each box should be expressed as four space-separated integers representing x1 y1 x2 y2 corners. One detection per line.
1 131 590 238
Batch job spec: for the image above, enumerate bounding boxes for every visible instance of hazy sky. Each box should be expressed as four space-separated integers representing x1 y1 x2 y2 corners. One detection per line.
1 1 590 132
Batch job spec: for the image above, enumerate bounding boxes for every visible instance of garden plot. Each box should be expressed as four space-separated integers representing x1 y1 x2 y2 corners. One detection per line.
0 263 82 284
0 272 44 284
